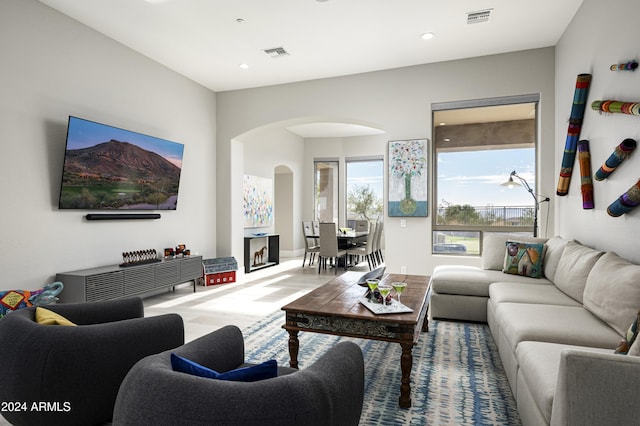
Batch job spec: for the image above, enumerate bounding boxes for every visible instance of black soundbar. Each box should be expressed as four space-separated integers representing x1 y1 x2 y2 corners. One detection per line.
85 213 161 221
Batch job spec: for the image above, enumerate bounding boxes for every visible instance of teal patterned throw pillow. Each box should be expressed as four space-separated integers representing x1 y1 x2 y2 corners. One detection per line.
615 310 640 355
502 241 545 278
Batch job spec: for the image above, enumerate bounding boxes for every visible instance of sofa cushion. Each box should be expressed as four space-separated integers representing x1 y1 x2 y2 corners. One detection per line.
431 265 551 297
495 302 621 350
503 242 545 278
553 241 603 303
489 282 580 307
516 341 613 423
542 236 571 282
482 233 547 270
584 252 640 336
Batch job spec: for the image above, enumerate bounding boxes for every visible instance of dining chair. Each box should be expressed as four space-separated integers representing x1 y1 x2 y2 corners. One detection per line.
355 220 369 233
346 222 377 270
318 222 347 274
373 221 384 266
302 221 320 267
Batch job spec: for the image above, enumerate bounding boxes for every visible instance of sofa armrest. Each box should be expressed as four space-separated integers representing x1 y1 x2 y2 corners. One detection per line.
172 324 246 372
551 349 640 426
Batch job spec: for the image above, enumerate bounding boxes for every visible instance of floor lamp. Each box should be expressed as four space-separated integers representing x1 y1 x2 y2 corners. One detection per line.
501 171 550 237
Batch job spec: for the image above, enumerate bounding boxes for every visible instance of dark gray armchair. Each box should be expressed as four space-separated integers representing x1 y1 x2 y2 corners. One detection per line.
113 325 365 426
0 297 184 426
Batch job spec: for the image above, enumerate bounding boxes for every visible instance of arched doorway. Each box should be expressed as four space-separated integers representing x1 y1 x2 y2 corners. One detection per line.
224 117 385 271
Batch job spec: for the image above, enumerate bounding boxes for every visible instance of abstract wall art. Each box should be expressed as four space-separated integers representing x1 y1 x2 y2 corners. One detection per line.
243 175 273 228
557 73 591 196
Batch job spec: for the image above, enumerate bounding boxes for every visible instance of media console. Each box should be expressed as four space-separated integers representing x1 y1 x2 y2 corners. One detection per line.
56 255 203 303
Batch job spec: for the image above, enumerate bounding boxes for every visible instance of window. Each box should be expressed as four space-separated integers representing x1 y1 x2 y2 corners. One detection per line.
314 160 338 223
432 95 539 255
346 158 383 222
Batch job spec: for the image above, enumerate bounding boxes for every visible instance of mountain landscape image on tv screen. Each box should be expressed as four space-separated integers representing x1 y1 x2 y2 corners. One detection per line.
59 116 184 210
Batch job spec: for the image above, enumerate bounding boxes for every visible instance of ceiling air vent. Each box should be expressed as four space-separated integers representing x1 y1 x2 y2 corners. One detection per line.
467 9 492 24
264 47 289 58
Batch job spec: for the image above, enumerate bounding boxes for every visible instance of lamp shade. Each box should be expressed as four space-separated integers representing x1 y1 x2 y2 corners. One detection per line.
500 176 521 188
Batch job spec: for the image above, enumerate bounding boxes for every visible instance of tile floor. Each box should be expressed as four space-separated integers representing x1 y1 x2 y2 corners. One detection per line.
0 256 373 425
144 255 372 342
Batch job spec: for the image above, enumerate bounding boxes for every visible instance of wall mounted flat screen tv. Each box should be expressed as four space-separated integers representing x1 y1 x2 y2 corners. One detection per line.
59 116 184 210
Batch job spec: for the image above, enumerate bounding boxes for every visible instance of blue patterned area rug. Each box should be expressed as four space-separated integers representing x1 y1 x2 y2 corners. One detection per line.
243 311 521 426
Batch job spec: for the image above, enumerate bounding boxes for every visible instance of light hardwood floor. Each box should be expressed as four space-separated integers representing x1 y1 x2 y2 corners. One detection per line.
143 256 373 342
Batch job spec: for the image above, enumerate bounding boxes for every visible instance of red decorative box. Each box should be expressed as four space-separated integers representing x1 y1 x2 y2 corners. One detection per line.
203 271 236 286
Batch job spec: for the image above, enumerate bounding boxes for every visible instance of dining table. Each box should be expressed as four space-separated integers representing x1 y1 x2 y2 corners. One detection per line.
308 230 368 245
337 230 368 249
308 229 368 267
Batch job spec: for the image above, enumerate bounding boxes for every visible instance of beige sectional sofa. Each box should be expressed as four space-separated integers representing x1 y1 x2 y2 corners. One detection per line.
430 235 640 426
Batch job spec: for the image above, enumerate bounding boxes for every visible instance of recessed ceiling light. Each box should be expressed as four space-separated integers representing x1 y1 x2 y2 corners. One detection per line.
439 122 446 126
236 18 245 23
239 63 249 69
421 32 435 40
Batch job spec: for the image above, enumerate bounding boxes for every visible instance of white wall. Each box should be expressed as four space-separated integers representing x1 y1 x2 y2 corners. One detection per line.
0 0 217 290
555 0 640 262
217 48 556 275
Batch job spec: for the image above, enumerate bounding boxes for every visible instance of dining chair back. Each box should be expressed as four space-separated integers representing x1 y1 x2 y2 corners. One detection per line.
354 220 369 233
373 221 384 265
302 221 320 267
346 221 377 270
318 222 347 274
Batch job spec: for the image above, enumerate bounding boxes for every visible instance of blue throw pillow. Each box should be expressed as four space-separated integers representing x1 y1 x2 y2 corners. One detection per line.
170 353 278 382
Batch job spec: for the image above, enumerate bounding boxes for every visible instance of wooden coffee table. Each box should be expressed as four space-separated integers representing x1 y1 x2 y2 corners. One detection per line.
281 271 431 408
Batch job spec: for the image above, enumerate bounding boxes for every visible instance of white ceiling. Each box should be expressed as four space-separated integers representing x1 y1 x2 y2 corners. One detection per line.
38 0 584 93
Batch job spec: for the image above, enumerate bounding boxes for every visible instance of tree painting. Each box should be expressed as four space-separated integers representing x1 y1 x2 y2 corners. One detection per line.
388 139 428 216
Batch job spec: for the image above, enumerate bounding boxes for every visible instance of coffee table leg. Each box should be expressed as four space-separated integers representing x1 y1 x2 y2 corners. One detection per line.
287 329 300 369
399 342 413 408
